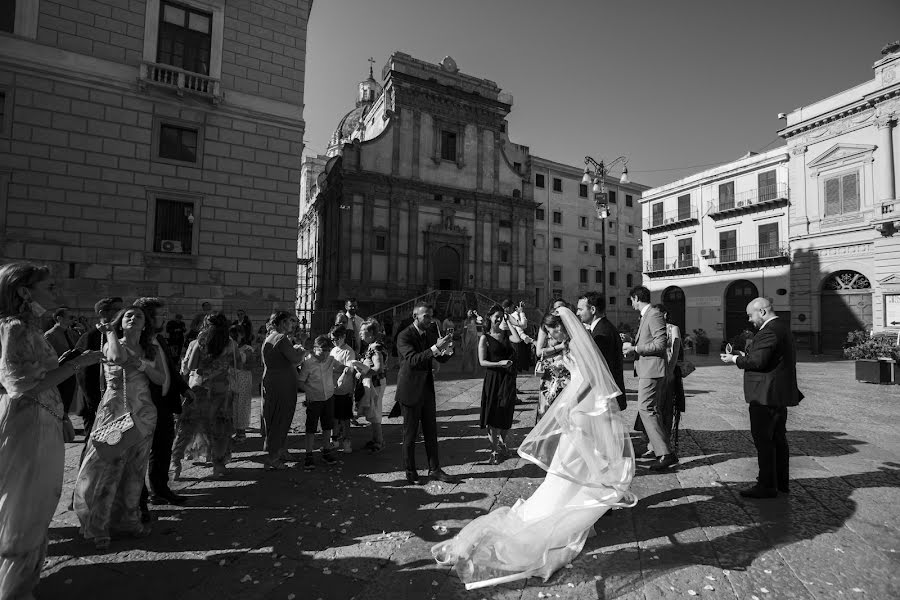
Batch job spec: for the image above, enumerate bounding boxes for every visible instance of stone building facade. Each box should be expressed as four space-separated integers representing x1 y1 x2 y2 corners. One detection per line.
298 53 535 330
531 155 646 330
0 0 312 320
779 43 900 353
640 149 792 350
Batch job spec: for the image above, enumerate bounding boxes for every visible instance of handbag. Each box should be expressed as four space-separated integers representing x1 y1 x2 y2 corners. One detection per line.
91 363 143 461
676 360 696 377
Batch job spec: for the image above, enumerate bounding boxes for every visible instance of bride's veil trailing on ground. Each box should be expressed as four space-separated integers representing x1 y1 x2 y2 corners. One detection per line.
432 306 636 590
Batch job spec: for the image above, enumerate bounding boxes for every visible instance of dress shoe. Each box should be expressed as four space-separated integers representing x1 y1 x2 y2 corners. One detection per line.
150 490 187 505
405 471 421 485
739 485 778 499
427 469 456 483
649 454 678 471
640 449 656 460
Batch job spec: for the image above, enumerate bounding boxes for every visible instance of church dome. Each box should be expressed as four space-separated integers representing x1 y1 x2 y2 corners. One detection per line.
326 62 383 156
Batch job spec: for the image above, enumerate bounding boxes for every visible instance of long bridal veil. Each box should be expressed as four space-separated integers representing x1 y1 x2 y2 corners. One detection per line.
432 307 636 590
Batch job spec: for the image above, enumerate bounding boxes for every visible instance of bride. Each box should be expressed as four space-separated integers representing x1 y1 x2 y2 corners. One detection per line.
432 306 636 589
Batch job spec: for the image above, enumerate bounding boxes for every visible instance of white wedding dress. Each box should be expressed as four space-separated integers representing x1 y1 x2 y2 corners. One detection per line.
432 307 637 590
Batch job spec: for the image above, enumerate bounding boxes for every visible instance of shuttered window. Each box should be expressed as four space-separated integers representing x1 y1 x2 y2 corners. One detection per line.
718 182 734 211
758 170 777 201
824 172 859 216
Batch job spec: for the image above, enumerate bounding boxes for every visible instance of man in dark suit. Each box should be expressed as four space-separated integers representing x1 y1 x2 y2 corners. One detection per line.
135 298 193 510
44 307 80 413
576 292 626 411
723 297 802 499
395 302 454 484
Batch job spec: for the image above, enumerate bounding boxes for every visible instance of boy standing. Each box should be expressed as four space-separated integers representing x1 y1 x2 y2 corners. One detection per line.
329 325 358 453
298 335 344 469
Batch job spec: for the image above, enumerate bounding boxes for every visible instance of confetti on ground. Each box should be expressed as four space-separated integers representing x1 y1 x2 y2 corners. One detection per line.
704 585 714 591
760 588 769 594
688 591 697 597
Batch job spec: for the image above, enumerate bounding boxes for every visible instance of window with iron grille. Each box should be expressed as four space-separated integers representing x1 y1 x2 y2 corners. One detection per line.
594 242 602 255
609 296 616 305
0 2 14 33
608 190 617 204
626 273 633 287
626 247 633 258
535 173 545 188
758 170 777 201
718 181 735 211
627 225 634 234
608 245 616 256
159 123 198 162
154 198 194 254
609 271 616 286
595 270 602 284
440 130 457 161
580 269 588 284
535 207 545 220
552 178 562 192
552 237 562 249
579 216 588 228
157 1 212 75
579 184 588 198
552 267 562 282
625 194 633 207
552 211 562 224
823 172 859 216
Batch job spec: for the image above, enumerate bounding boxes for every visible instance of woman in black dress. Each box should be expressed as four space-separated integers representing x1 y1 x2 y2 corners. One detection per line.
478 304 523 464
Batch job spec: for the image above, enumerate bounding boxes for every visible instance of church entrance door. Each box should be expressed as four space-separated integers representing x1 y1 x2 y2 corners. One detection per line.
432 246 461 290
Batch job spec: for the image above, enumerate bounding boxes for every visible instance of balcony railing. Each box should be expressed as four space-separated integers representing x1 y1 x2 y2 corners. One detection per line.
644 254 700 276
873 199 900 237
710 183 789 217
139 61 223 104
708 243 790 268
643 206 699 232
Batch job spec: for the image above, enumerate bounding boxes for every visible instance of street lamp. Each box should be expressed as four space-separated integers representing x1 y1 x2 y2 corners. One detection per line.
582 155 629 302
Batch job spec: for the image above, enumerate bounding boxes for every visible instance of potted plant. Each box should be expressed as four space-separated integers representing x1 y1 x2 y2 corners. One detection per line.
843 330 896 384
692 328 710 355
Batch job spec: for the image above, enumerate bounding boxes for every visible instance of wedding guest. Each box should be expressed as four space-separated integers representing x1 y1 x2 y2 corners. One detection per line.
229 324 254 443
335 297 365 354
187 301 212 343
502 299 533 372
233 308 253 346
577 292 626 411
356 319 387 453
652 303 685 453
260 311 307 470
298 335 340 469
329 325 357 453
74 306 164 551
460 310 480 373
535 303 571 420
0 263 102 597
171 313 235 478
478 304 522 464
75 297 124 441
165 313 187 359
44 306 79 413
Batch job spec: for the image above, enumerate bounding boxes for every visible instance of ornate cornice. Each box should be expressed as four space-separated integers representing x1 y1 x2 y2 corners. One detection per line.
780 83 900 141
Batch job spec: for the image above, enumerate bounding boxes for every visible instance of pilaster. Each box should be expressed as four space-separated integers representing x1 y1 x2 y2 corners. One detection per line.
876 117 895 201
412 110 421 180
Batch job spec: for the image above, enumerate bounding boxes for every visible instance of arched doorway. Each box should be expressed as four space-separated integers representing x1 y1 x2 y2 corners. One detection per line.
724 279 758 342
432 245 461 290
820 270 872 354
662 286 686 336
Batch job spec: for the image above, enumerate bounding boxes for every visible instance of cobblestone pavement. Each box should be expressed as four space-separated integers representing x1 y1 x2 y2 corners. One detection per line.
40 356 900 600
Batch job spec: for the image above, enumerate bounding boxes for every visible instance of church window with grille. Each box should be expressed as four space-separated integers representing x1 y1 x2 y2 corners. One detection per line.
153 198 194 254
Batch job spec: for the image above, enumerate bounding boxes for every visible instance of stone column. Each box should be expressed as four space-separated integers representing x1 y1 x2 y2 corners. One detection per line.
361 194 372 284
491 212 500 289
893 118 900 200
473 206 482 289
407 199 419 287
511 212 520 291
876 117 895 201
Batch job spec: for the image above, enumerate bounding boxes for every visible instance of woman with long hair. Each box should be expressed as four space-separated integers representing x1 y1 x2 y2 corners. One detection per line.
74 306 165 551
0 263 103 596
355 319 387 453
653 303 685 453
229 324 254 443
477 304 522 464
433 306 636 589
534 300 571 420
171 313 236 478
261 311 307 470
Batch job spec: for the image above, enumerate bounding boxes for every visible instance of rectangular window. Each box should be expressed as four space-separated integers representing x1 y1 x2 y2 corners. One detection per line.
552 268 562 282
499 219 512 228
824 172 860 216
758 223 779 257
375 233 387 252
579 184 588 198
651 202 664 227
552 177 562 192
534 234 545 249
595 270 602 284
535 207 545 220
579 216 588 229
608 190 617 204
627 224 634 235
535 173 545 188
609 296 617 305
552 237 562 249
626 273 633 287
608 245 616 257
609 271 616 287
0 2 13 34
719 230 737 262
158 1 213 75
159 123 198 162
677 238 693 267
758 170 777 201
434 193 443 202
594 242 602 255
718 181 735 211
440 130 457 161
626 194 633 207
626 247 633 258
154 198 194 254
608 220 615 230
677 194 691 221
513 162 521 173
651 243 664 270
580 269 588 284
579 241 588 253
500 247 510 263
552 211 562 224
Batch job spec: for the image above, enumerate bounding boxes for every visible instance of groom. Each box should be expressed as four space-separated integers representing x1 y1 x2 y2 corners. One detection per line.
576 291 626 411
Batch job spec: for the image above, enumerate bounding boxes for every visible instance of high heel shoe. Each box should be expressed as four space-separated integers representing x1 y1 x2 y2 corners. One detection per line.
488 452 500 465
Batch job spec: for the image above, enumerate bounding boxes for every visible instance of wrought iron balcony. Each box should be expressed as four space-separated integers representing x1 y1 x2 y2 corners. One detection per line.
643 254 700 277
708 243 790 269
709 183 789 218
138 61 223 104
872 199 900 237
643 206 699 232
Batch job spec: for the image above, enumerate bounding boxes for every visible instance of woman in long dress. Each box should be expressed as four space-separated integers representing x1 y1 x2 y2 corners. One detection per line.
433 306 637 590
478 304 522 464
74 306 165 551
534 300 571 420
0 263 103 598
171 313 236 478
260 311 307 470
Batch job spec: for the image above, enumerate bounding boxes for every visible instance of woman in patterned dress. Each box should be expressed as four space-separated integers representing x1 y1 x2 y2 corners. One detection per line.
534 301 571 420
74 306 164 551
0 263 103 597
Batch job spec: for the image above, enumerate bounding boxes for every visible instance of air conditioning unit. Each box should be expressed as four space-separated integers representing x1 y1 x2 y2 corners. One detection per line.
160 240 183 253
699 248 710 258
737 201 744 207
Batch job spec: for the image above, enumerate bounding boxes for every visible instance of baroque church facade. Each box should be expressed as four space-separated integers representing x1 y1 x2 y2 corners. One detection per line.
298 53 536 329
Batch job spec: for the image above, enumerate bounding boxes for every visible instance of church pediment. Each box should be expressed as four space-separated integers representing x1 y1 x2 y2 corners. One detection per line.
878 274 900 291
808 143 876 168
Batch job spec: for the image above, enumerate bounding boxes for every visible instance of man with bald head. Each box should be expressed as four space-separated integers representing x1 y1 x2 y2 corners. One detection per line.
722 297 803 499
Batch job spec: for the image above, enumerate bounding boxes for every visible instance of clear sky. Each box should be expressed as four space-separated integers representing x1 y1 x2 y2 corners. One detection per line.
302 0 900 187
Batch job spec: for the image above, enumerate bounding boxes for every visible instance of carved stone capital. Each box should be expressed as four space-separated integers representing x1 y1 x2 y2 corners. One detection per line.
790 145 808 156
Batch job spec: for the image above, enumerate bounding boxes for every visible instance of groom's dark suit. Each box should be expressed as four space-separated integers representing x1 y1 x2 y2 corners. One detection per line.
589 317 627 411
395 323 451 475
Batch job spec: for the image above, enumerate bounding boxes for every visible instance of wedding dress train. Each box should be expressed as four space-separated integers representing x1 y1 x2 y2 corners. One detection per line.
432 307 636 589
